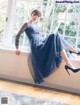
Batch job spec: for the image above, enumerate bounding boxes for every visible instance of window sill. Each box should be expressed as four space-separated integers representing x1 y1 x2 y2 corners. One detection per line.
0 45 30 54
0 45 80 61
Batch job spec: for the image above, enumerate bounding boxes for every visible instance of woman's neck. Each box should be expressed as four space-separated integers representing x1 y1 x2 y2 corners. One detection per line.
29 19 34 24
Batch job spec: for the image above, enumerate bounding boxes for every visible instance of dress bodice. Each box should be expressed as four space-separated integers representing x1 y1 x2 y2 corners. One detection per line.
25 23 42 41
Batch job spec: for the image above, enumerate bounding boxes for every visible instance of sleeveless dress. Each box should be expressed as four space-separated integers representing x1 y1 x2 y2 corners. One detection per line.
15 23 70 84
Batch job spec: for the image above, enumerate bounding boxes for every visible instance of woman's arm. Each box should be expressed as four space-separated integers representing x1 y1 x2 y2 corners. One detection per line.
15 23 28 49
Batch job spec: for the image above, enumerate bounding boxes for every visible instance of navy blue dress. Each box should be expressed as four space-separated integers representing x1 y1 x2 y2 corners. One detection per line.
15 23 64 84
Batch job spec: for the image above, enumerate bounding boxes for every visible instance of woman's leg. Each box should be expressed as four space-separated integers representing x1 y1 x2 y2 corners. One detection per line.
60 36 77 53
69 46 77 53
60 49 75 69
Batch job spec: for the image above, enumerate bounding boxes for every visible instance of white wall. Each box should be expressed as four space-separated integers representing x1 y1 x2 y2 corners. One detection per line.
0 49 80 94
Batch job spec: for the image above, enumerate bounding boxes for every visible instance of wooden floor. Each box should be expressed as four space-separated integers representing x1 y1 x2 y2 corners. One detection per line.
0 79 80 105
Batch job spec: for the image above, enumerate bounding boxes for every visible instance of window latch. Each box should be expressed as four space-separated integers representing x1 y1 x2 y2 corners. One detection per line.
6 17 8 22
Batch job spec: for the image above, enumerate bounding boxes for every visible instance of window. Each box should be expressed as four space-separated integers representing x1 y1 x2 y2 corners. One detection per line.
54 3 80 49
0 0 80 51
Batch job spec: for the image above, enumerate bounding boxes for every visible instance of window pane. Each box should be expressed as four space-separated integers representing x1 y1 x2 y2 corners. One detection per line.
52 4 67 33
77 39 80 49
0 0 8 43
68 4 80 13
79 30 80 37
78 38 80 43
54 4 67 13
57 21 65 35
64 37 76 47
13 0 26 35
65 21 78 37
77 43 80 49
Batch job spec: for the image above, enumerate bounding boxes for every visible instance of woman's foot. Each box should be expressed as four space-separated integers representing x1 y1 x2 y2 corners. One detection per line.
69 46 77 54
65 65 80 75
66 61 76 69
69 46 80 55
65 60 80 75
69 50 80 55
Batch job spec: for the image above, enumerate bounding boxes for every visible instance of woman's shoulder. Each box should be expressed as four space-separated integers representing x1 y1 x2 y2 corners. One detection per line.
23 21 31 28
23 21 32 28
23 19 29 26
23 22 28 26
20 22 29 31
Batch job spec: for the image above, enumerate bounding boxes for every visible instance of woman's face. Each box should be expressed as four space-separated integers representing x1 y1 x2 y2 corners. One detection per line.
31 14 40 22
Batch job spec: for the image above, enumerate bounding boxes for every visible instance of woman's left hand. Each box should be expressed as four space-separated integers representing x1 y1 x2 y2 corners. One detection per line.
15 49 21 56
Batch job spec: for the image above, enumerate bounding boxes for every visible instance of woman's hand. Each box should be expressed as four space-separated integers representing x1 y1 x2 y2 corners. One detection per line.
15 49 21 56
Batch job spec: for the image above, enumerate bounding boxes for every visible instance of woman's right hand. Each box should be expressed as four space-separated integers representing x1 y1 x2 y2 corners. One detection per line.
15 49 21 56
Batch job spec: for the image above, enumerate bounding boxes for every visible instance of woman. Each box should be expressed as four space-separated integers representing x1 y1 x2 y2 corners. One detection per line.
15 9 80 84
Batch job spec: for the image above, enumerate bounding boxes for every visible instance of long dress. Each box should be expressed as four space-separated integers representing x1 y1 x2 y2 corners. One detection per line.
15 23 70 84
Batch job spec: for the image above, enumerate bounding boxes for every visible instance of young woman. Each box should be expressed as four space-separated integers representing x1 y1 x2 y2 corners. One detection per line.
15 10 80 84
